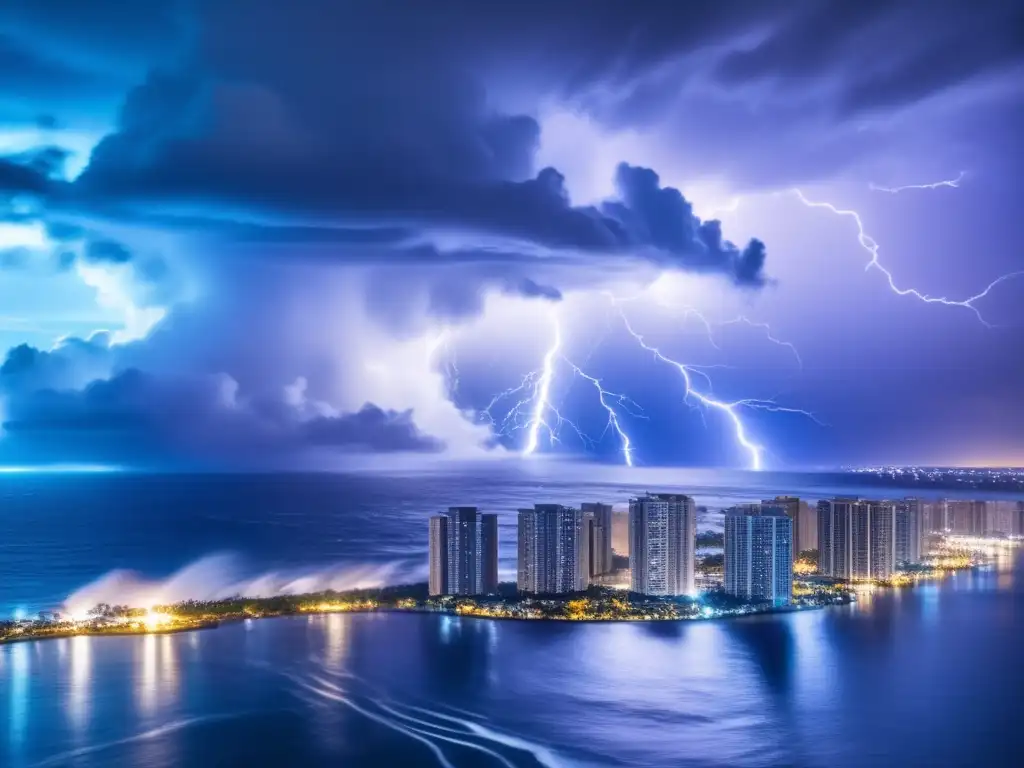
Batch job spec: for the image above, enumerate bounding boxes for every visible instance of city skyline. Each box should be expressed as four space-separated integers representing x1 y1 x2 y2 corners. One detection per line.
426 493 1023 599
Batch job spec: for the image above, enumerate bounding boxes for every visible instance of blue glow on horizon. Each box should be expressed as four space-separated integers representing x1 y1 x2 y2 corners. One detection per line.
0 464 125 474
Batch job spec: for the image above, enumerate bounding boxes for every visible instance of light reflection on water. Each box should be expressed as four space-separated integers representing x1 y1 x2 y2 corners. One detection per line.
0 554 1022 767
68 635 91 734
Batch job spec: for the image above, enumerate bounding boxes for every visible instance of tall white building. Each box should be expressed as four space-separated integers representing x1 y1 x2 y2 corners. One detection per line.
517 505 588 594
818 499 896 580
629 494 695 596
724 507 793 605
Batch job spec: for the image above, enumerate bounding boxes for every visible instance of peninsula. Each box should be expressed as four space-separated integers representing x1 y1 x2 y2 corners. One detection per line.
2 580 853 646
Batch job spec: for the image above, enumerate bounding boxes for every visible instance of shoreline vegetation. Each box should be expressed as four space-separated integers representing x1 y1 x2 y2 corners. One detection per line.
3 537 1008 647
1 580 854 646
0 570 963 647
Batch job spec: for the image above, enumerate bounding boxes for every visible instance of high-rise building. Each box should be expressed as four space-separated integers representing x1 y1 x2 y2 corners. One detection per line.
818 499 896 580
517 505 588 594
894 498 922 564
724 507 793 605
1015 502 1024 536
629 494 696 596
761 496 802 560
428 515 449 597
923 500 947 533
447 506 479 595
480 513 499 594
946 500 988 535
581 502 614 577
798 500 818 554
989 502 1015 537
428 507 498 596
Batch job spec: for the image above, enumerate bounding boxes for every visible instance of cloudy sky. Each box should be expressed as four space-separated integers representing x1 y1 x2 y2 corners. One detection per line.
1 0 1022 470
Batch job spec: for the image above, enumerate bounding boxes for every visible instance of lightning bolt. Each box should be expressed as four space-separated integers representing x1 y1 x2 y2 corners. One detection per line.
522 318 561 456
719 316 803 369
616 292 803 370
610 300 819 471
869 171 966 194
703 197 742 220
792 189 1024 327
482 311 640 465
561 356 644 467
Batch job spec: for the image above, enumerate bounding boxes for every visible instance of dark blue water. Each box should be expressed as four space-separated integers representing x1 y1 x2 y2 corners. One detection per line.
2 469 1023 766
2 467 1020 616
1 556 1022 767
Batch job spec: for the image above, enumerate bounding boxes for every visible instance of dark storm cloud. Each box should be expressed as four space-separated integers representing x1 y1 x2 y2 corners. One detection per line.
716 1 1024 117
0 147 67 196
0 346 444 465
604 164 767 286
84 238 132 264
511 278 562 302
0 334 112 394
301 406 443 454
3 0 1022 468
44 1 766 288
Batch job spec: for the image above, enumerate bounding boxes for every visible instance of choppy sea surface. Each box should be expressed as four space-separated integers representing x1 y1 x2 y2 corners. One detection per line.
1 468 1023 766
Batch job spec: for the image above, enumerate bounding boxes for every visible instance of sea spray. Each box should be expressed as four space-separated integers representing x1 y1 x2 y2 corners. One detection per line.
63 553 427 616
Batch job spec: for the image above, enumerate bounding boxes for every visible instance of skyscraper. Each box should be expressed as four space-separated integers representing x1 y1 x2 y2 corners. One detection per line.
818 498 896 580
923 500 948 534
894 497 922 564
629 493 695 596
428 515 448 597
761 496 801 560
447 506 479 595
798 500 818 553
990 502 1016 536
480 513 499 594
582 502 614 577
428 507 498 596
724 507 793 605
946 500 988 535
517 505 588 594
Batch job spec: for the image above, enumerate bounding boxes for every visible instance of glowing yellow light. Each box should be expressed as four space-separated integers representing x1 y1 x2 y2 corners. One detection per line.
142 609 173 631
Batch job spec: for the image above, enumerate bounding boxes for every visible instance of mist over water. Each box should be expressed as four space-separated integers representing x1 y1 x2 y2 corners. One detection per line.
63 554 426 616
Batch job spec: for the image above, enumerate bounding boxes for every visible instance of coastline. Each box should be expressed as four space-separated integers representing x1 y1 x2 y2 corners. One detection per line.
0 601 835 648
6 552 1004 648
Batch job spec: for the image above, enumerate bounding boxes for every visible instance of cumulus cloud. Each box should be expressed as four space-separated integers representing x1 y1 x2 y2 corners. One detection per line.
3 1 1018 468
0 353 445 466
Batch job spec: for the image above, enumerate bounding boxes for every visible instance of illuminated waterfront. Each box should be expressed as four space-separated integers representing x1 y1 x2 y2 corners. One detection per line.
2 550 1023 767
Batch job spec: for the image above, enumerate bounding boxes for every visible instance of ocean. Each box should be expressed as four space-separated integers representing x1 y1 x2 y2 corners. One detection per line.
1 467 1023 766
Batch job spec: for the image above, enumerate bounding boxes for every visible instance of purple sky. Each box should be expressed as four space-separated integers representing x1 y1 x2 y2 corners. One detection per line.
1 0 1022 470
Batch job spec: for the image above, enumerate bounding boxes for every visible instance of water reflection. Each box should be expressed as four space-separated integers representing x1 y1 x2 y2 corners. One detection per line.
320 613 352 668
68 635 92 733
8 643 28 752
722 617 796 698
139 633 158 714
2 551 1023 768
136 633 179 716
160 634 178 695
